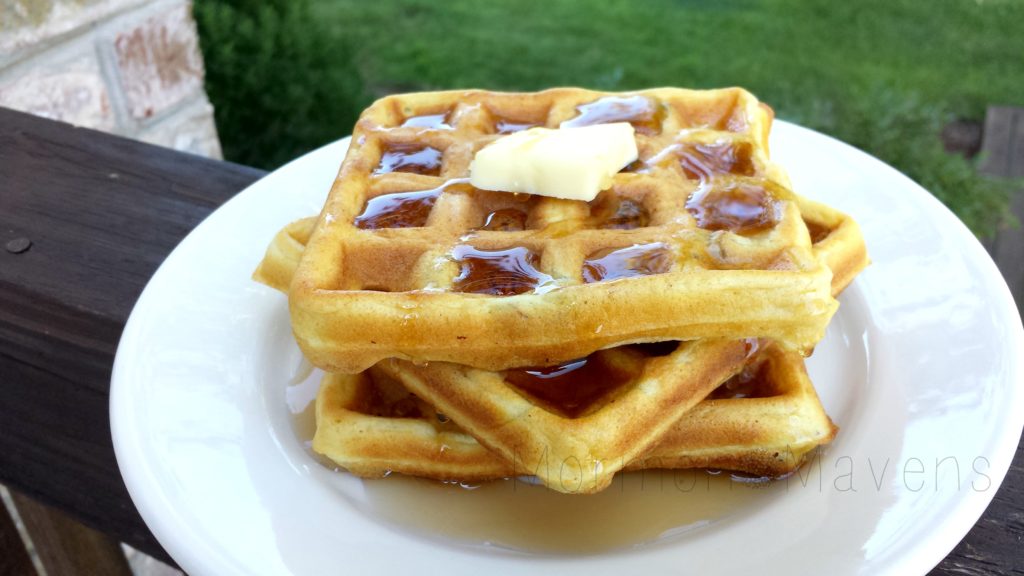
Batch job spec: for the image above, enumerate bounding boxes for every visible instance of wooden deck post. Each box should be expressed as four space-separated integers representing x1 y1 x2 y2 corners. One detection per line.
979 106 1024 315
6 489 133 576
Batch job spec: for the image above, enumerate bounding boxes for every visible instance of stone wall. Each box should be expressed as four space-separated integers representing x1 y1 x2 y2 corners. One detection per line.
0 0 222 159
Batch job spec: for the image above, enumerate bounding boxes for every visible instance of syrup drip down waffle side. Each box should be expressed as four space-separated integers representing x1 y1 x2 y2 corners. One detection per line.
288 88 838 373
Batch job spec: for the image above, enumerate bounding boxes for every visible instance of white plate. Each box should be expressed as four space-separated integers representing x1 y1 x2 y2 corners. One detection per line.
111 121 1024 575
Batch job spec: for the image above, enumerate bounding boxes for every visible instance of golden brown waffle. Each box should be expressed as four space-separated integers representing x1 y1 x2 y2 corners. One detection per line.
797 196 869 295
312 343 835 486
288 88 838 373
375 338 751 493
630 342 837 477
254 195 863 493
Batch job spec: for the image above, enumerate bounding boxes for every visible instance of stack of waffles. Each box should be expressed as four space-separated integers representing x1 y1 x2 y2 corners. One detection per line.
254 88 868 494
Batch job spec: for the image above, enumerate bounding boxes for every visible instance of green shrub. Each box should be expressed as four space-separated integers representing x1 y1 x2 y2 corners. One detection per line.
784 86 1018 236
194 0 368 170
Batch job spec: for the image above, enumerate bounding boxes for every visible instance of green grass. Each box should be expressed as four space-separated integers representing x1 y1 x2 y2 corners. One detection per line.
196 0 1023 236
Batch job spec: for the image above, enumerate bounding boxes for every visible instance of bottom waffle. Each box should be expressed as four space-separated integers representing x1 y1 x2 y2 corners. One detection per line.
313 343 836 486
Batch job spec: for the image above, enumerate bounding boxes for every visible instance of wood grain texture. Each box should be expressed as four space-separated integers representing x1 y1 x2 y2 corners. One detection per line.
930 441 1024 575
0 106 1020 573
980 106 1024 317
0 107 264 564
9 489 132 576
0 492 35 576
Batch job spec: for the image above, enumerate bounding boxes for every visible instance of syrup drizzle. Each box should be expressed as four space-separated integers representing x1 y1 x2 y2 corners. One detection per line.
354 187 441 229
678 141 755 180
504 352 634 417
451 245 554 296
593 197 650 229
400 113 452 130
561 95 665 135
495 120 539 134
686 182 779 235
481 208 528 231
582 242 672 283
375 145 443 175
804 219 832 244
358 370 461 432
707 360 775 400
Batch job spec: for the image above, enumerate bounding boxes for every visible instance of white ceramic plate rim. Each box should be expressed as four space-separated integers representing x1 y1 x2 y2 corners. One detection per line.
111 121 1024 576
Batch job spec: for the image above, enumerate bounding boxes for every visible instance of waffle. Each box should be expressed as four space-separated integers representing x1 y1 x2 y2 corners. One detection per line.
376 338 753 492
288 88 839 373
312 343 836 486
254 195 863 493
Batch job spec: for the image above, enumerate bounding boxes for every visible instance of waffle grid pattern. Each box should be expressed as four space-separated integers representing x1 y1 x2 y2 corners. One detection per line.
290 88 838 373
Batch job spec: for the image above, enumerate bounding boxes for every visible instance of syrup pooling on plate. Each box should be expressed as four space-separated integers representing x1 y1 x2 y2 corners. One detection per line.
686 182 779 235
450 245 554 296
504 352 636 417
678 141 756 180
561 95 666 135
354 187 441 229
374 144 443 175
481 208 528 231
361 470 782 554
582 242 672 283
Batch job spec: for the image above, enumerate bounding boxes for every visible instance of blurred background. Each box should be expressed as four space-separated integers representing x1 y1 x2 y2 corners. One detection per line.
194 0 1024 238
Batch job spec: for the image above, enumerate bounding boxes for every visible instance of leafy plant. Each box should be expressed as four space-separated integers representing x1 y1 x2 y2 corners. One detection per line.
194 0 368 169
786 86 1018 236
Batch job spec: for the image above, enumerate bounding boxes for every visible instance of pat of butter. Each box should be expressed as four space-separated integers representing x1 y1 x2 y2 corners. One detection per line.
469 123 638 201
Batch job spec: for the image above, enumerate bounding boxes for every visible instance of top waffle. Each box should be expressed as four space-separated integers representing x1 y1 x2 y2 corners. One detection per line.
289 88 838 373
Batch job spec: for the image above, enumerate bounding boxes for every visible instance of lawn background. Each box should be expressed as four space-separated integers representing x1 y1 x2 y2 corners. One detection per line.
195 0 1024 236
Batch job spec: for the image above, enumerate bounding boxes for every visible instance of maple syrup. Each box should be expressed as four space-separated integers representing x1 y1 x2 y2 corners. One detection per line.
354 187 441 229
450 245 554 295
481 208 528 231
361 470 780 553
562 95 666 135
356 369 462 433
592 197 650 229
495 120 538 134
707 360 775 400
504 352 635 417
582 243 672 283
804 219 831 244
400 112 452 130
678 141 755 180
686 182 779 235
374 145 443 175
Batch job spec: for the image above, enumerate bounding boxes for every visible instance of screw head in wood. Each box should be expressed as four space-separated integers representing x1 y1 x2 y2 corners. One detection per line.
5 237 32 254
